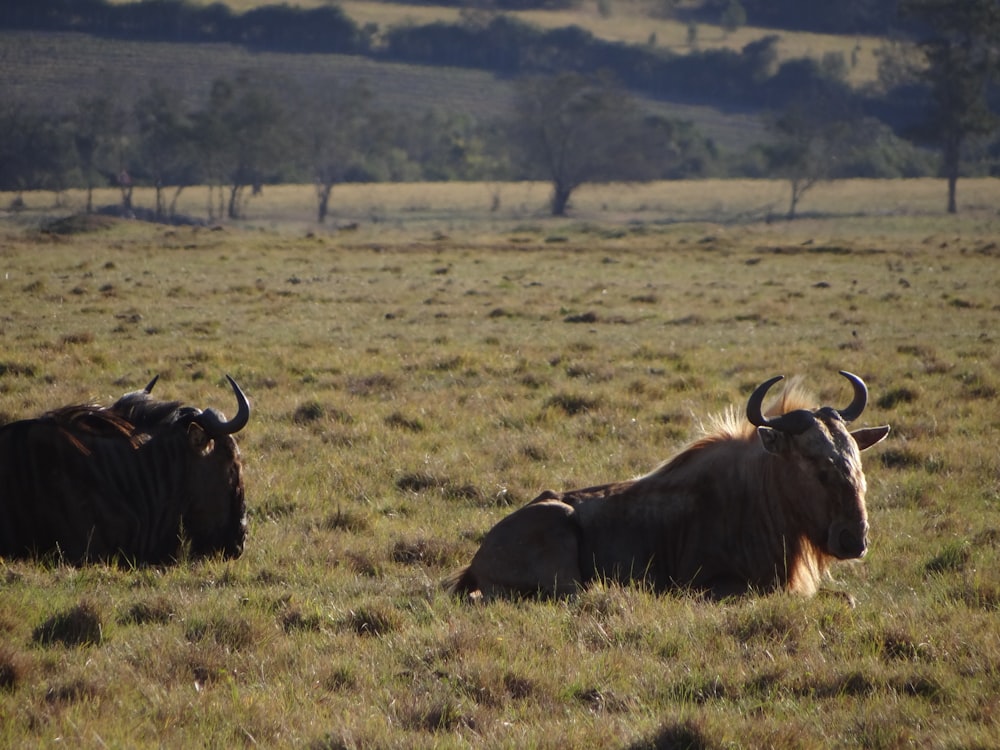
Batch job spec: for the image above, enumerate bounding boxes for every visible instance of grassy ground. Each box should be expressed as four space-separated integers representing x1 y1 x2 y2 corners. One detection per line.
1 179 998 747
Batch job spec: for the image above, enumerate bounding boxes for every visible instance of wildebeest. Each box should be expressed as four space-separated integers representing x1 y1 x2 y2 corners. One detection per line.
0 375 250 564
448 371 890 600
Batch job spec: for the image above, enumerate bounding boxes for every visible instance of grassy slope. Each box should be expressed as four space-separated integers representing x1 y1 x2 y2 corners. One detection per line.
21 0 890 163
0 30 768 153
105 0 887 85
0 181 998 747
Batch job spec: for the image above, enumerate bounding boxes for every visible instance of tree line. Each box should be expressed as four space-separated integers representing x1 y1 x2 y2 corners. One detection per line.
1 0 998 218
0 71 723 221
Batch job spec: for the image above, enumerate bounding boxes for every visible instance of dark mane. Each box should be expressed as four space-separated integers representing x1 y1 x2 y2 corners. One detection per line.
32 395 189 453
110 393 188 431
41 404 136 442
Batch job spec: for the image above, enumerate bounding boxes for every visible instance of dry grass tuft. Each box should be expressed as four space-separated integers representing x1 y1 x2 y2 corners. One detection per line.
45 678 102 705
543 392 602 415
184 615 257 652
117 596 175 626
390 537 463 568
626 720 712 750
32 601 103 647
322 507 370 533
342 606 398 637
0 648 26 692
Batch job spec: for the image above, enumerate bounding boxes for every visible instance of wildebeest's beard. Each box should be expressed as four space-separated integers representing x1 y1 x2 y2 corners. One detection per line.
790 417 870 561
182 433 247 559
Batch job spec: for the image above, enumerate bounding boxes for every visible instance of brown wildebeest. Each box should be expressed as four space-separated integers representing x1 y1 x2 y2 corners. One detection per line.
448 371 890 600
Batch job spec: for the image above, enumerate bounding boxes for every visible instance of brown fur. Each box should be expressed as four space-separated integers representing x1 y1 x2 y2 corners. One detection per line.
449 380 889 600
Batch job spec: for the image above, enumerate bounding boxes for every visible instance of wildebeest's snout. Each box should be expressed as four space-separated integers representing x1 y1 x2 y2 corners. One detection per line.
829 520 868 559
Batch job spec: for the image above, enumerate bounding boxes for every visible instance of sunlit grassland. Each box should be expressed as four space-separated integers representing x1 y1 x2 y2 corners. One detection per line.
10 177 1000 231
1 179 999 747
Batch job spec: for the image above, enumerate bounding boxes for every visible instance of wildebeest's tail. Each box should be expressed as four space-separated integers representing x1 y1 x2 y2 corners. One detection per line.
443 566 479 596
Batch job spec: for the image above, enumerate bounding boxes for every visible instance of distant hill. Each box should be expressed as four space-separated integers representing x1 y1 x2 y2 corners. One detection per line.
2 0 927 174
104 0 887 87
339 0 887 88
0 30 769 154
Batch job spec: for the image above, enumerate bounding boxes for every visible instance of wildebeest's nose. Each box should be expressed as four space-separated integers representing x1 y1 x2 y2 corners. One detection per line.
838 526 867 558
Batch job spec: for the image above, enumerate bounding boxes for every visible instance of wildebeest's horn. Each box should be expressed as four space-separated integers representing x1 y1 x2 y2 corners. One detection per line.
144 375 159 394
195 375 250 435
746 375 784 427
745 374 817 434
836 370 867 423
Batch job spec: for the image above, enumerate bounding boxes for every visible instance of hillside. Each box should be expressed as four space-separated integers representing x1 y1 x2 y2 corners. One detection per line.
103 0 887 87
0 30 769 154
344 0 886 87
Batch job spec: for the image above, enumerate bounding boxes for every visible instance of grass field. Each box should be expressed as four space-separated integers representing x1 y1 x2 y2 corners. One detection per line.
1 179 999 747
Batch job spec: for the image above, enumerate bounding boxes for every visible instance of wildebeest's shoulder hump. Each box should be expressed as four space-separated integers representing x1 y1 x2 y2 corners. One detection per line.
557 480 639 509
111 394 185 431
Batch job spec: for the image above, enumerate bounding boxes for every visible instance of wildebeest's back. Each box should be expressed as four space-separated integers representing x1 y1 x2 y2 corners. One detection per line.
0 407 185 563
558 480 696 588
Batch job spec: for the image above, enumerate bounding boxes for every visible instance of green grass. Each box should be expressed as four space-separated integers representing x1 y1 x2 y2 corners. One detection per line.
1 179 999 747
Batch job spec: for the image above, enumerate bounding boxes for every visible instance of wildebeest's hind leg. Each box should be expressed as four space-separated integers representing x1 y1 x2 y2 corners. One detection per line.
467 499 582 600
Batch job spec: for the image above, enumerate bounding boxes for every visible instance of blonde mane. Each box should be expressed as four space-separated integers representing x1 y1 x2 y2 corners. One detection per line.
643 377 820 484
694 377 818 444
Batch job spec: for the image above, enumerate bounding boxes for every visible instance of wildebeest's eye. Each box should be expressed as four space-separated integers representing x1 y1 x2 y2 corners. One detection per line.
815 458 841 487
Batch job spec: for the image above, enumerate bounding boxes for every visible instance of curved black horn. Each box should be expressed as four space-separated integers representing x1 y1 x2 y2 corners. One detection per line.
144 375 160 394
836 370 868 423
746 374 818 434
746 375 784 427
195 375 250 435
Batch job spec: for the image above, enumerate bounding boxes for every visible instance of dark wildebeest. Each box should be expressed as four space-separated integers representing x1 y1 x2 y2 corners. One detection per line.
448 371 890 600
0 375 250 564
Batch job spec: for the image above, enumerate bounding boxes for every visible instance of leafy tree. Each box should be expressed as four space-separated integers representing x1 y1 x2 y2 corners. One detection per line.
0 103 73 200
190 80 232 221
720 0 747 33
762 60 860 218
392 110 501 182
511 72 657 216
192 75 289 220
299 81 381 224
134 80 197 219
71 95 125 213
899 0 1000 213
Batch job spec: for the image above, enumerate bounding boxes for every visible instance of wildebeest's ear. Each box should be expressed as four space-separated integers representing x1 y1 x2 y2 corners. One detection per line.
851 425 890 451
187 422 215 456
757 426 788 455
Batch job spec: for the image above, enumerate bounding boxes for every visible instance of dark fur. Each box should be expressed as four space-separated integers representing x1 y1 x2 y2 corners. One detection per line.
0 390 246 565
